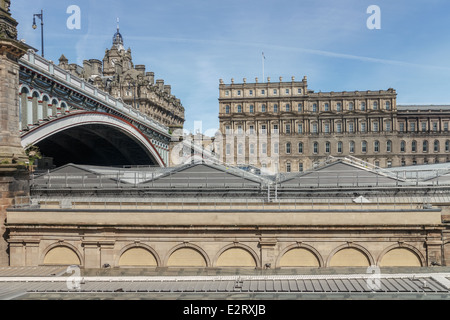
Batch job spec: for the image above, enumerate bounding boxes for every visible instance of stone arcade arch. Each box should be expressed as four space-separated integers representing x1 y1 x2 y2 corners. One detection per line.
166 244 209 267
327 244 374 267
118 245 160 267
277 244 323 268
215 244 259 268
42 244 82 266
378 244 424 267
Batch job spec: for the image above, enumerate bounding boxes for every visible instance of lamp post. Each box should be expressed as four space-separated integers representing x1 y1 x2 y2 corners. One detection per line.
32 9 44 57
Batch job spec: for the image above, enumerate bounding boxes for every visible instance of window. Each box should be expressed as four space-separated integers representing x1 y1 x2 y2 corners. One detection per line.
434 140 439 152
336 123 342 133
423 141 428 153
237 90 241 96
362 141 367 153
261 89 265 94
313 142 319 154
273 89 277 95
273 124 279 134
249 125 254 135
312 123 318 134
274 142 279 154
286 162 291 173
237 105 242 113
446 140 450 152
297 123 303 134
421 122 427 132
298 142 303 154
261 125 267 134
238 143 243 155
361 102 366 111
373 101 378 110
410 122 416 132
286 143 291 154
249 90 253 96
387 140 392 152
349 102 354 111
324 123 330 134
299 163 304 172
375 161 380 167
225 105 230 114
348 123 354 133
445 122 449 132
433 122 438 132
336 103 342 112
373 122 379 132
285 124 291 134
298 103 303 112
249 105 254 113
298 88 302 94
399 123 405 132
385 121 391 132
286 89 290 94
387 161 392 168
237 125 243 134
337 141 343 153
385 101 391 110
324 103 329 112
261 104 266 112
412 140 417 152
262 143 267 154
401 160 406 167
325 142 331 153
273 104 278 113
361 123 366 133
225 125 231 135
285 104 290 112
374 141 380 152
226 144 231 155
349 141 355 153
400 141 406 152
250 144 255 155
312 103 317 112
225 90 230 96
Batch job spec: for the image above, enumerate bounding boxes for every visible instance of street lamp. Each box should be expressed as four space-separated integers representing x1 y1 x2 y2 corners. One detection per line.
32 9 44 57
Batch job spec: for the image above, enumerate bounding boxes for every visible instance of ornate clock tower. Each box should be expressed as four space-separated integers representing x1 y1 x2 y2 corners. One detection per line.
0 0 30 266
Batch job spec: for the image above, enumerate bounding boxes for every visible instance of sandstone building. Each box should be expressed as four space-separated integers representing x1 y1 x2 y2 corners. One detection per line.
218 77 450 173
58 24 185 130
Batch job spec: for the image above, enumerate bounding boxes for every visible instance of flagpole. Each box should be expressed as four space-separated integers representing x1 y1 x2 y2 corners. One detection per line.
262 52 265 81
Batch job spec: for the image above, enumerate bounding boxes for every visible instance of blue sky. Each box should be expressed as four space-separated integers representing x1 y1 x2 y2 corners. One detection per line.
11 0 450 133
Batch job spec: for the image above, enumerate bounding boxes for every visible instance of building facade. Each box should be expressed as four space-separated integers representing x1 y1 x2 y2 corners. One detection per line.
58 24 185 130
218 77 450 173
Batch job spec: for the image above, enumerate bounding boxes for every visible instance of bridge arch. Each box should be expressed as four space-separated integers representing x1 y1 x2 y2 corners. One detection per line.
21 111 165 167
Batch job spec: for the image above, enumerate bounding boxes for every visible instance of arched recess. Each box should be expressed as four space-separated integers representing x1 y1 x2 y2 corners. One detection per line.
215 244 259 268
118 244 160 267
21 111 165 167
327 243 374 267
378 244 424 267
277 243 323 268
42 243 82 266
165 244 209 267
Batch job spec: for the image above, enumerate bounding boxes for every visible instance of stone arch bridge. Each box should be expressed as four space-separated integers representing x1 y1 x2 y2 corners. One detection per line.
18 51 170 167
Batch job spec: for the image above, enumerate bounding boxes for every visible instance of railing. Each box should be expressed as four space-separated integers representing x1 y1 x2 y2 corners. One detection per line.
20 51 170 136
12 195 435 210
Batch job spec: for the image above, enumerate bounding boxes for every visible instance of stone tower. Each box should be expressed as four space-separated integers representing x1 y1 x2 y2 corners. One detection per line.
0 0 30 266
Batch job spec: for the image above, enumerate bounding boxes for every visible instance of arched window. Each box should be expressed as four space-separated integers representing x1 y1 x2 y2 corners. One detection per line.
423 141 428 153
286 142 291 154
446 140 450 152
349 141 355 153
387 140 392 153
362 141 367 153
412 140 417 152
374 140 380 152
434 140 439 152
400 141 406 152
325 142 331 153
313 142 319 154
337 141 343 153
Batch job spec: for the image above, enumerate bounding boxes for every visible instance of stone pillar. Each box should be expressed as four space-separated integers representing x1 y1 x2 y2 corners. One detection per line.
0 0 31 266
